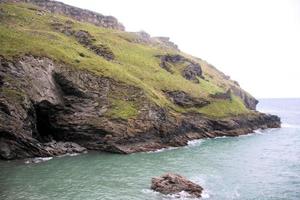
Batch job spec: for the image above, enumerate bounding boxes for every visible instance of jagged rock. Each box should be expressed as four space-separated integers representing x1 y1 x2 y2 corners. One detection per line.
230 85 258 110
207 64 258 109
4 0 125 30
210 89 232 100
151 173 203 197
43 141 87 155
0 56 280 160
51 23 115 61
90 44 115 60
165 90 210 108
74 30 94 46
153 37 179 50
182 63 203 83
157 54 203 83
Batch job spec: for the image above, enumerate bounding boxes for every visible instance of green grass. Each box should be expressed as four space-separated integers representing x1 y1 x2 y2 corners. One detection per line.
106 99 139 120
199 95 250 118
0 2 252 118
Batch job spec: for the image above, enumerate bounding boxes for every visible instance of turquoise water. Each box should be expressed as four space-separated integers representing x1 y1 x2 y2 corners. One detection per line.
0 99 300 200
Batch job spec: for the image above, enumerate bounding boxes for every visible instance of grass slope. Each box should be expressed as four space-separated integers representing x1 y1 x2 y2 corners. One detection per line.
0 2 251 118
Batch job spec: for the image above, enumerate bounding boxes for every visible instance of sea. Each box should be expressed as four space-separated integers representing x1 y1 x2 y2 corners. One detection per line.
0 98 299 200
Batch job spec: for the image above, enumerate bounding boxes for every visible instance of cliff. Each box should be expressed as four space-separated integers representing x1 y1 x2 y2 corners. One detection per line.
0 1 280 159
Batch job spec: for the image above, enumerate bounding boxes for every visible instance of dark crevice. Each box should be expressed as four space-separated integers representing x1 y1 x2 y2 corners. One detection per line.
33 100 56 143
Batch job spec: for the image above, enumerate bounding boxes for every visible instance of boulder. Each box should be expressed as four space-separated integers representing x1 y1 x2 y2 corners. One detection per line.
151 173 203 198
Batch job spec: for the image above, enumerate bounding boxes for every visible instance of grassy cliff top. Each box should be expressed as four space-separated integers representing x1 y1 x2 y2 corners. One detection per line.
0 2 253 118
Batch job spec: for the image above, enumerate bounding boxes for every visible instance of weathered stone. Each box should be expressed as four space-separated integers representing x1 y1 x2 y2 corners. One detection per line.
153 37 179 50
210 89 232 100
157 54 203 83
230 85 258 110
165 90 210 108
182 63 203 83
90 44 115 60
51 23 115 61
0 56 281 160
74 30 94 46
4 0 125 30
151 173 203 197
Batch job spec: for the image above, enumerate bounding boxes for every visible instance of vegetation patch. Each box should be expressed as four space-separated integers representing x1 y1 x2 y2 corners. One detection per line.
0 3 253 118
106 99 139 120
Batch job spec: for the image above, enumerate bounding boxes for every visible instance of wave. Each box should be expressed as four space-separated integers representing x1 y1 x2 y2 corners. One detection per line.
142 189 209 199
25 156 53 164
187 139 203 147
147 146 179 154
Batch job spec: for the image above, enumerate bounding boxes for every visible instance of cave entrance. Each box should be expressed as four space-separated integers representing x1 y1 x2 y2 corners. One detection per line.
34 100 55 143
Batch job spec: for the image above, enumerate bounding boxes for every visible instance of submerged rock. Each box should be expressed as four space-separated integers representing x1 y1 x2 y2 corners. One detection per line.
151 173 203 198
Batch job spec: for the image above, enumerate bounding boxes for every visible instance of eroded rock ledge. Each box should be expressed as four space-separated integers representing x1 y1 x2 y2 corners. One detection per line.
0 56 281 160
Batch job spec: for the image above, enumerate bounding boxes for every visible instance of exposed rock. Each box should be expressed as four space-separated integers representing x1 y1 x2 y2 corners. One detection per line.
207 63 258 109
165 90 210 108
122 31 179 50
182 63 203 83
4 0 125 30
151 173 203 198
43 141 87 155
153 37 179 50
0 55 281 160
51 23 115 61
74 30 94 46
230 85 258 110
210 89 232 100
90 44 115 61
157 54 203 83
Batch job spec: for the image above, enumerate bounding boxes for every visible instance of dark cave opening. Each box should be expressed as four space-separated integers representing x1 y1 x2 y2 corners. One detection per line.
34 100 55 143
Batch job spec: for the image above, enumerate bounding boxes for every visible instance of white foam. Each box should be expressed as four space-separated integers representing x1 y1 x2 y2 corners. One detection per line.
187 139 203 147
25 157 53 164
147 146 179 153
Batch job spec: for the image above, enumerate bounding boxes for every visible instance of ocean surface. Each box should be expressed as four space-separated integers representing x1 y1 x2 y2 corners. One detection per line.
0 98 299 200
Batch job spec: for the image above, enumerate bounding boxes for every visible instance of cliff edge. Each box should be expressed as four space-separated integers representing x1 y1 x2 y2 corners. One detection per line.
0 1 280 159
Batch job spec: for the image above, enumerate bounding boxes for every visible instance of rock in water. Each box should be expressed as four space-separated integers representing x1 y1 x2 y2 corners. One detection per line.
151 173 203 198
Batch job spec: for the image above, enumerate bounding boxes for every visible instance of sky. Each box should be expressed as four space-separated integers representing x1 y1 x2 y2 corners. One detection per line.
60 0 300 98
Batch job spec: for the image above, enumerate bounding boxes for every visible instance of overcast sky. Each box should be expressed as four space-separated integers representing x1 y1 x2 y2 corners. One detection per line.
60 0 300 98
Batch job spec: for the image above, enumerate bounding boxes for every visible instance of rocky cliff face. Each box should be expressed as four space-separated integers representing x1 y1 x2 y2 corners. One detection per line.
3 0 125 30
0 56 280 159
0 1 280 160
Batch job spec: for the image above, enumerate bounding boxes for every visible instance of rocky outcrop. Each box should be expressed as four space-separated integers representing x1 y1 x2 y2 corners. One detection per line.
51 22 115 60
207 64 258 110
157 54 203 83
182 63 203 83
153 37 179 50
230 85 258 110
122 31 179 51
4 0 125 30
151 173 203 198
43 141 87 155
165 90 209 108
210 89 232 100
0 55 280 160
